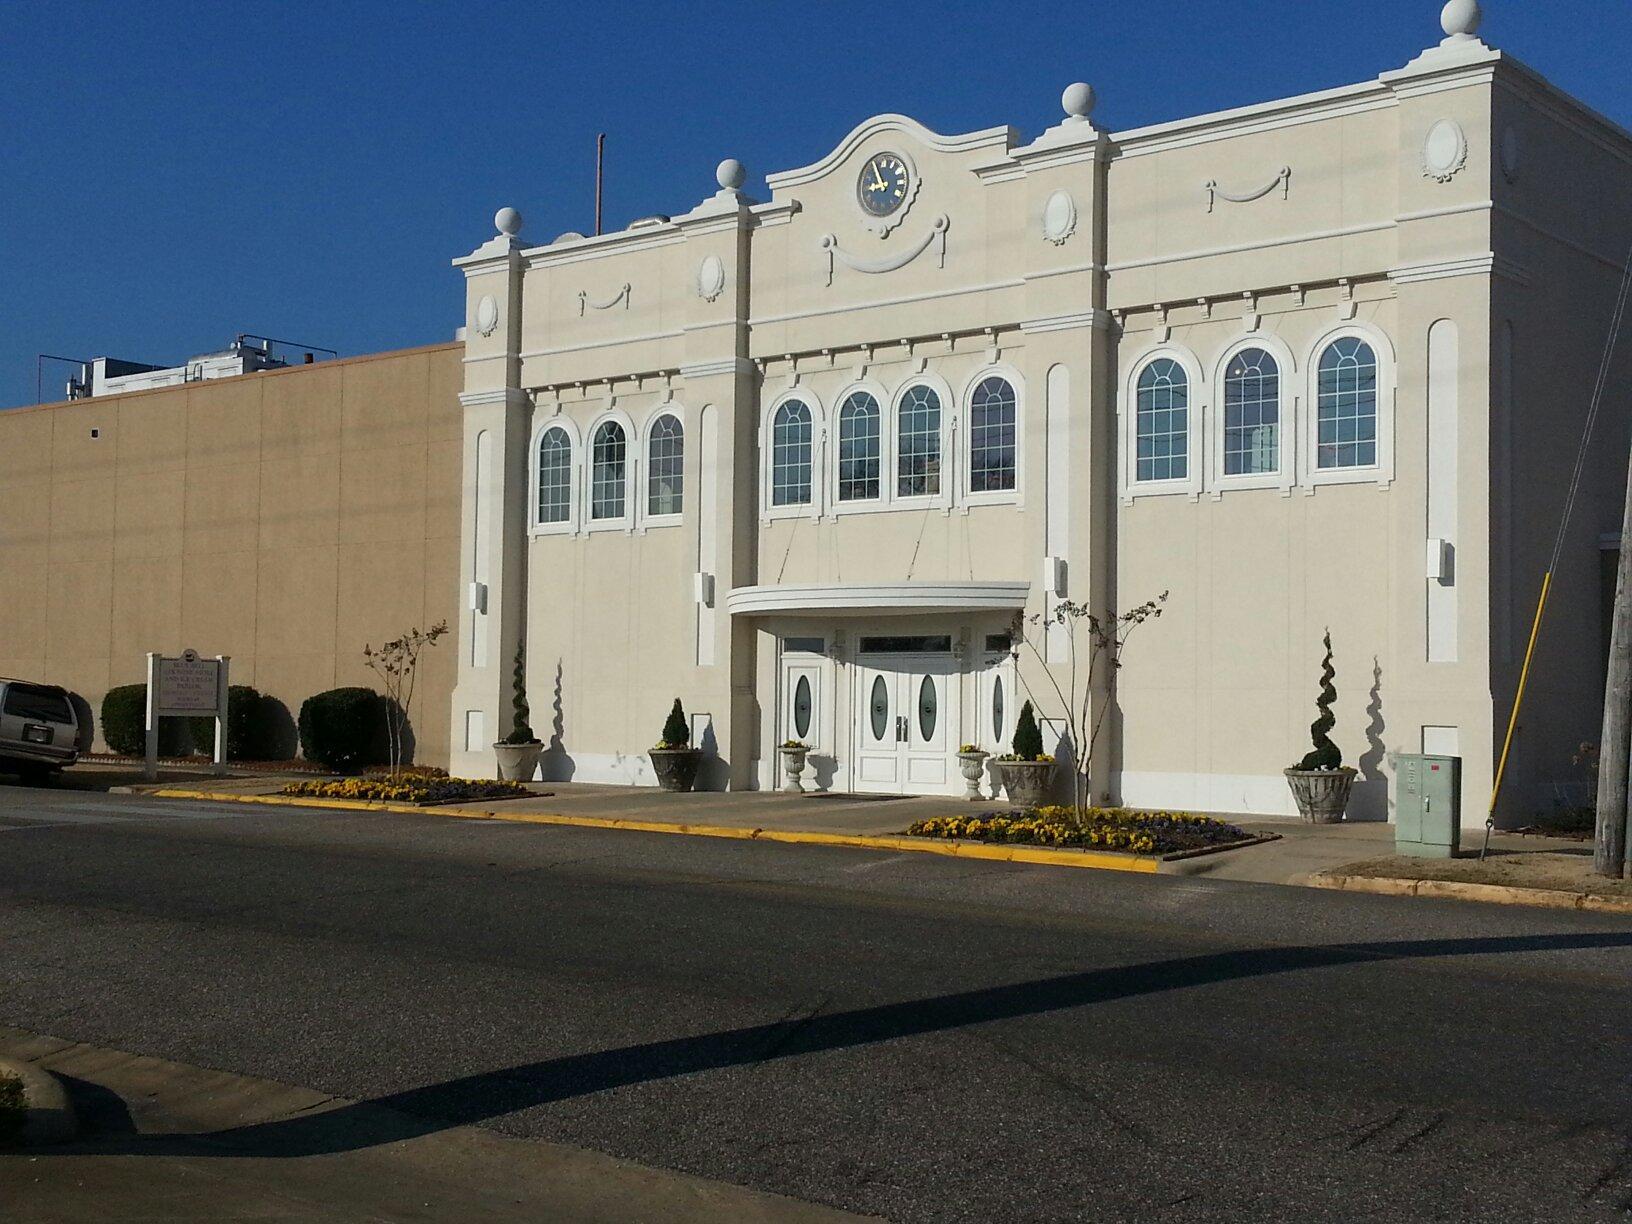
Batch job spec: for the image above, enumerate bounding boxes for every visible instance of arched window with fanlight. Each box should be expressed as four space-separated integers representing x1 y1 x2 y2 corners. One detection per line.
836 391 881 502
535 425 573 526
896 384 942 498
590 420 627 521
1316 337 1379 470
968 376 1017 493
1222 347 1280 476
770 400 813 507
647 413 684 517
1134 358 1189 483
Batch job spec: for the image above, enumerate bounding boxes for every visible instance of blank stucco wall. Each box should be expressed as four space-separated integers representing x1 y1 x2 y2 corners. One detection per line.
0 342 464 766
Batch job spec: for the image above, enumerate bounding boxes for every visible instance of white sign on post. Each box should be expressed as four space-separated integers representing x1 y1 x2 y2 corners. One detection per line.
144 649 230 781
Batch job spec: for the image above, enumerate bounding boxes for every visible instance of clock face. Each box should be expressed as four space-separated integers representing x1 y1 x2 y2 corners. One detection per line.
857 152 910 217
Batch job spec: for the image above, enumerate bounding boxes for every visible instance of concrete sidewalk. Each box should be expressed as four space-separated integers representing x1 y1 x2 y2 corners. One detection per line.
0 1028 863 1224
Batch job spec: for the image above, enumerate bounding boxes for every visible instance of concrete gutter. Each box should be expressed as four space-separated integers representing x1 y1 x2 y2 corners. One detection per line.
0 1054 76 1145
151 788 1167 874
1300 871 1632 915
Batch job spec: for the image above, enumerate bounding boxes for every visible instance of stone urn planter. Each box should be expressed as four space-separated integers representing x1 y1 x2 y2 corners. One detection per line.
493 740 542 782
993 758 1055 809
1284 767 1357 824
650 747 703 793
779 743 810 794
957 749 989 801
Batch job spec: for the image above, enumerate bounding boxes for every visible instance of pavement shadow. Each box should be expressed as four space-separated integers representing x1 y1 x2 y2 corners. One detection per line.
43 928 1632 1161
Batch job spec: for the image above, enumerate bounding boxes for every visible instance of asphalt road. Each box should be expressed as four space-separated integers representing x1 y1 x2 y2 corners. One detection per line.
2 784 1632 1222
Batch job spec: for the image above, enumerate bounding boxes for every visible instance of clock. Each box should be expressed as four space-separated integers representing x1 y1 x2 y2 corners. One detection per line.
857 152 911 218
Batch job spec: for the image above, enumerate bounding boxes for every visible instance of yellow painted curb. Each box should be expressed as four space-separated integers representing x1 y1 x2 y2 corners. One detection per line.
1303 871 1632 915
148 788 1161 874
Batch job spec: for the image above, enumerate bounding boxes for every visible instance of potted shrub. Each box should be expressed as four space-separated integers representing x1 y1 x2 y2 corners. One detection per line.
957 743 989 801
992 702 1055 808
649 698 702 792
779 739 811 793
493 645 543 782
1284 631 1357 823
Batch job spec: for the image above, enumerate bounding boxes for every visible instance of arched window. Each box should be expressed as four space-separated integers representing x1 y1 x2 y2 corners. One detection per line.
1223 348 1280 476
837 391 881 502
590 420 627 521
896 384 941 497
1316 338 1378 469
1135 359 1189 482
647 414 684 517
969 376 1016 493
536 426 572 525
770 400 813 507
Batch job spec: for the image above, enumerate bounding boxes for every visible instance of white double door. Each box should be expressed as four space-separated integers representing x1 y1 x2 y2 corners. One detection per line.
852 655 958 794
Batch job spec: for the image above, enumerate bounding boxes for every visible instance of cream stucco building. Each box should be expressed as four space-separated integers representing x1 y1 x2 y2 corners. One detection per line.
446 4 1632 824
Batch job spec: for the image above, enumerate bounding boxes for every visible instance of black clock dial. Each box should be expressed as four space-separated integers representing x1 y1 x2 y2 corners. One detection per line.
857 152 910 217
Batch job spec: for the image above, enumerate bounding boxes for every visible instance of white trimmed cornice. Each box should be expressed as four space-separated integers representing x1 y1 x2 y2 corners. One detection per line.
679 356 756 381
522 227 684 270
1110 80 1390 158
726 581 1030 617
765 115 1017 191
517 328 686 362
457 387 530 409
1020 310 1112 334
1106 218 1394 273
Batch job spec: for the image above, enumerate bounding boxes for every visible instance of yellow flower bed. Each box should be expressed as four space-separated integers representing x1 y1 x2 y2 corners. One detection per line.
906 806 1249 856
281 775 532 804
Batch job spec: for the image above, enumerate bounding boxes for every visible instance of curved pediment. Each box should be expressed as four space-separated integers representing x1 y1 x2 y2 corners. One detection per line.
765 114 1018 192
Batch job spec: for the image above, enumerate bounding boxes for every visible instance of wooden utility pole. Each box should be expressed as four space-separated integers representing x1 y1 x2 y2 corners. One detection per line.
1595 441 1632 876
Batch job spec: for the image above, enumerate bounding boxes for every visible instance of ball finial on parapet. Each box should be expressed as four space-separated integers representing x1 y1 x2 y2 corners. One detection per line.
1441 0 1482 39
1061 82 1096 122
494 207 523 237
716 158 747 192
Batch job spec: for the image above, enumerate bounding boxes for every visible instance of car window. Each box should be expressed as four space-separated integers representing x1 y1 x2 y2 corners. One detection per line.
3 684 73 724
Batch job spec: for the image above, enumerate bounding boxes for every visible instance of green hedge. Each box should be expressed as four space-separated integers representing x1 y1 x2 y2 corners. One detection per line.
186 685 281 761
100 684 189 757
298 687 388 771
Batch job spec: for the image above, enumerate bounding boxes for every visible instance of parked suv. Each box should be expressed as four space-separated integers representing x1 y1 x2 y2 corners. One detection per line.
0 679 81 782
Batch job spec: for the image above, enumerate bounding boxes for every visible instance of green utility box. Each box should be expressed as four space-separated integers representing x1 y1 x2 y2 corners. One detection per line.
1394 754 1462 858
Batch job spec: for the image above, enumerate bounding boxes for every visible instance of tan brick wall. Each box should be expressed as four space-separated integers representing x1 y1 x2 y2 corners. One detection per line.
0 343 464 766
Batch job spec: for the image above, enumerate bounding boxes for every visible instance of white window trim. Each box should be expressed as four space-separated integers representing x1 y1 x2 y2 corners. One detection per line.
761 388 825 522
889 373 956 513
642 403 686 530
1302 322 1396 490
959 363 1026 509
1120 343 1204 502
1209 334 1298 496
828 378 892 517
584 407 639 534
528 415 581 537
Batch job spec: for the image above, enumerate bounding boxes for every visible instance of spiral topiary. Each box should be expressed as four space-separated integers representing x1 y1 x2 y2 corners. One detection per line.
1295 631 1343 770
503 644 538 745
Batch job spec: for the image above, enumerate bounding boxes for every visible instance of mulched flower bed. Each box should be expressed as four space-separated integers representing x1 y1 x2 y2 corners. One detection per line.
906 806 1253 857
280 775 536 805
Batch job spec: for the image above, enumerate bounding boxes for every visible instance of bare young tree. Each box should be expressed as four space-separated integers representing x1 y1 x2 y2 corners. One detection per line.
1009 594 1169 811
363 621 449 773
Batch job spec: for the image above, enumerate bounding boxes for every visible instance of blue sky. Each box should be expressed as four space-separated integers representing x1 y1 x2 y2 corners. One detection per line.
5 0 1629 410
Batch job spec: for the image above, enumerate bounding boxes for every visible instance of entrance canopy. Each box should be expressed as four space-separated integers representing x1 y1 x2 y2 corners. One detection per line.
725 582 1030 618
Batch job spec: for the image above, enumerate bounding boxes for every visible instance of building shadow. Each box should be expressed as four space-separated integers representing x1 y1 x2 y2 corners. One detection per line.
39 927 1632 1164
1350 656 1389 823
697 721 729 792
538 661 575 782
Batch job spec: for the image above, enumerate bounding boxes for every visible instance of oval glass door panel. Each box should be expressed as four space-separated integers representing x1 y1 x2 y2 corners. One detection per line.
792 675 813 739
869 675 889 742
992 675 1005 743
917 675 937 742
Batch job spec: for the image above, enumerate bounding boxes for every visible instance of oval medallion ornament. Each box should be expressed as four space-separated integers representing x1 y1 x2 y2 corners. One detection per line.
474 294 499 337
1500 125 1521 182
1422 119 1469 183
696 254 726 303
1041 189 1078 246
